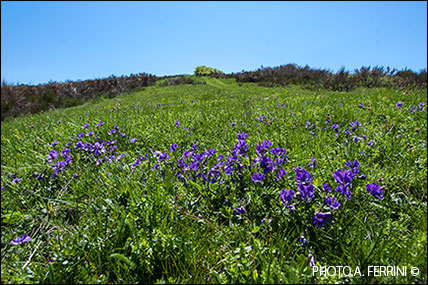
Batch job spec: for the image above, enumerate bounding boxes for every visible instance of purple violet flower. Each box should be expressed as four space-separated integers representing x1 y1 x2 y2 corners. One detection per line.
299 236 307 246
169 144 178 153
322 183 332 193
11 177 21 184
10 234 31 245
297 184 315 202
234 206 246 214
279 189 295 207
366 183 383 200
310 255 316 267
325 197 341 209
252 173 265 183
313 212 332 228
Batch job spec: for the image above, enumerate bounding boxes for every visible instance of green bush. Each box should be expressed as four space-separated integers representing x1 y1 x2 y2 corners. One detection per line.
194 66 224 76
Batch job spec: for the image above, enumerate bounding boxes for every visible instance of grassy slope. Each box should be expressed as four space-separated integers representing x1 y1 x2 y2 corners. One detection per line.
1 77 427 283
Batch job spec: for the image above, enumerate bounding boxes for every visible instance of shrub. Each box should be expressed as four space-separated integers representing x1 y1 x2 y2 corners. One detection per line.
159 76 206 86
194 66 224 76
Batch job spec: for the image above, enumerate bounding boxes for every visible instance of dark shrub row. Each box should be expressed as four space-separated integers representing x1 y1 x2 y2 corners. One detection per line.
230 64 427 91
159 75 206 86
1 73 157 121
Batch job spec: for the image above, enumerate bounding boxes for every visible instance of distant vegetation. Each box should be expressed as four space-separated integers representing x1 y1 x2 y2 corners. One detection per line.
158 75 206 87
1 73 157 121
229 64 427 91
1 64 426 121
194 65 224 76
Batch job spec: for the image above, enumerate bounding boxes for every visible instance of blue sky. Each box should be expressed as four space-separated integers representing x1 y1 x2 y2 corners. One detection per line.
1 1 427 85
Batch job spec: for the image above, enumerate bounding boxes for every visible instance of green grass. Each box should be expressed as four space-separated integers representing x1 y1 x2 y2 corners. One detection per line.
1 77 427 283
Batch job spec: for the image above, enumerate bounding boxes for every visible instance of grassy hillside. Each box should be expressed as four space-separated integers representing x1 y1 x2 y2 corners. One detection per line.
1 77 427 283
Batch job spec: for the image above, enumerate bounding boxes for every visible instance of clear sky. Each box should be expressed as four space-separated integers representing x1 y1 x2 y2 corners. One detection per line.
1 1 427 85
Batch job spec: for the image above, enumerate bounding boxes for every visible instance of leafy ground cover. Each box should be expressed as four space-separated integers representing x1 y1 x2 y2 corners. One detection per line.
1 77 427 283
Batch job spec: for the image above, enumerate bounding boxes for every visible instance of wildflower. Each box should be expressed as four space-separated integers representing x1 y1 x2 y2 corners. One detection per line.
310 255 316 267
294 167 313 185
396 102 403 108
86 131 94 136
279 189 295 207
308 157 316 168
130 138 137 143
81 123 89 129
11 177 21 184
331 124 339 131
237 132 248 141
234 206 246 214
50 140 59 147
96 158 103 165
333 169 354 186
353 135 363 142
368 140 374 147
366 183 383 200
358 174 367 180
322 183 331 193
47 149 58 163
345 160 360 175
175 120 181 128
256 140 272 154
169 144 178 153
159 152 170 162
75 141 84 149
97 121 104 126
335 184 352 200
60 148 71 157
10 234 31 245
33 172 45 181
299 236 307 246
252 173 265 183
325 197 341 209
276 168 286 181
76 133 84 138
297 184 315 202
313 212 332 228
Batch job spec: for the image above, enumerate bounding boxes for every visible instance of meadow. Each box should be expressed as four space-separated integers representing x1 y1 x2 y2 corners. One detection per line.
1 77 427 283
